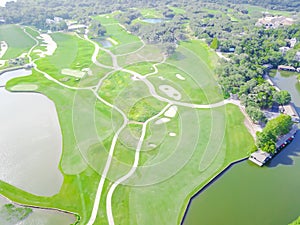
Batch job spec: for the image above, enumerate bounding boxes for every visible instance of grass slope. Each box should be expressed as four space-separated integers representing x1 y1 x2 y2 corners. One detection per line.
0 25 35 59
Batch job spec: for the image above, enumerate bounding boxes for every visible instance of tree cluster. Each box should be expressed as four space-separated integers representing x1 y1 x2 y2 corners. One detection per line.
256 114 293 153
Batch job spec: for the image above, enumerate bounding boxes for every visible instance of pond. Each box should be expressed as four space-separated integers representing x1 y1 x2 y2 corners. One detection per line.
183 72 300 225
99 39 113 48
0 69 63 196
141 18 164 24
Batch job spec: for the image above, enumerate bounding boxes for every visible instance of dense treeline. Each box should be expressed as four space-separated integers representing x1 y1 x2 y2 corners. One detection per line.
217 24 299 124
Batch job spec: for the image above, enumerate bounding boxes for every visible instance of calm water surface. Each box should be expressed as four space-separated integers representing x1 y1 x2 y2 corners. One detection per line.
184 72 300 225
0 69 63 196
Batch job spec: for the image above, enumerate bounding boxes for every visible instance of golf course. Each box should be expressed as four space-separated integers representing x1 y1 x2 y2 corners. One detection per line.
0 17 254 225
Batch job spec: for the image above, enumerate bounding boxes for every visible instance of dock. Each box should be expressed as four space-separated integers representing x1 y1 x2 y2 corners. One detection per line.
249 125 298 166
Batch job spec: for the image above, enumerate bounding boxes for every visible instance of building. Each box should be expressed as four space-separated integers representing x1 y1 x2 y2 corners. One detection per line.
290 38 297 48
279 104 300 123
256 16 294 29
68 24 87 31
249 150 272 166
278 65 296 71
279 46 290 55
295 52 300 62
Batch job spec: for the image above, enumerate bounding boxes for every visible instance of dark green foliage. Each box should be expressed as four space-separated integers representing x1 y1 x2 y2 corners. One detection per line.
273 90 292 105
257 114 293 153
246 106 267 124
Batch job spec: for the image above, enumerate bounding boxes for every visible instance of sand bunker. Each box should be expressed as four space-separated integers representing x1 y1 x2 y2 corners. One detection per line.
164 106 178 118
158 76 165 81
11 84 38 91
155 118 170 125
159 85 182 100
33 34 57 58
107 37 118 45
169 132 177 137
0 41 8 58
176 74 185 81
82 68 93 76
61 68 86 78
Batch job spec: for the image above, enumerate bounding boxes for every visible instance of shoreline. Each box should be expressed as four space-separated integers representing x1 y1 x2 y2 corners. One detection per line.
180 157 248 225
0 193 80 224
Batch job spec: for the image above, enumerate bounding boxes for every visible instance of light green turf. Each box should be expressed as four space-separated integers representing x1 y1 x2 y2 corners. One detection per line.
95 15 143 55
112 104 254 225
167 40 223 103
140 8 163 19
117 44 163 67
169 6 186 14
0 25 35 59
34 32 111 87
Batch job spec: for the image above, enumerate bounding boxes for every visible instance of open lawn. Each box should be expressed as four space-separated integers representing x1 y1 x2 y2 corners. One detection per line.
0 25 35 59
95 15 144 55
111 104 254 225
35 32 111 87
140 8 163 19
166 40 223 104
2 14 255 225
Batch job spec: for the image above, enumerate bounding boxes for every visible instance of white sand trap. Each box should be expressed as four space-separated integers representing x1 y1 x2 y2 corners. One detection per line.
82 68 93 76
169 132 177 137
61 68 86 78
176 73 185 81
148 143 157 148
0 60 6 67
164 105 178 118
131 76 139 81
0 41 8 58
155 118 170 125
34 34 57 58
11 84 38 91
158 76 165 81
107 37 118 45
19 53 27 58
159 85 182 100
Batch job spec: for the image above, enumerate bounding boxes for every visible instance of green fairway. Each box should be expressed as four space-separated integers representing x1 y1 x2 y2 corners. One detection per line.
1 13 255 225
111 104 254 225
0 25 35 59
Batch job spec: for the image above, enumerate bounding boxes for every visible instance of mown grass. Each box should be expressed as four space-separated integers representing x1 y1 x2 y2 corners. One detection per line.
140 8 163 18
167 40 223 104
0 25 35 59
112 104 254 225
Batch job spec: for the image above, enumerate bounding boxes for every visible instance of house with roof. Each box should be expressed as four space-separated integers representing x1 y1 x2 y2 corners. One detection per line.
278 65 296 71
249 150 272 166
290 38 297 48
279 46 290 55
295 52 300 62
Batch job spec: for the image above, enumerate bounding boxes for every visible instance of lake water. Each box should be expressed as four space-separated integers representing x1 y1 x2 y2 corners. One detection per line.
142 18 163 24
0 195 76 224
0 0 16 7
183 72 300 225
99 39 113 48
0 69 63 196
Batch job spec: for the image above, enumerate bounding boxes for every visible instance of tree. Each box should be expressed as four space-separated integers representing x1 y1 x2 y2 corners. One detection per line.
257 114 293 152
246 106 267 124
210 37 219 50
274 90 291 105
